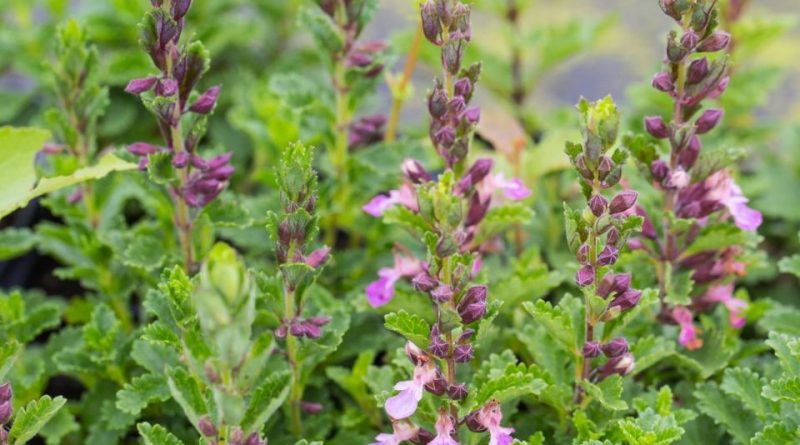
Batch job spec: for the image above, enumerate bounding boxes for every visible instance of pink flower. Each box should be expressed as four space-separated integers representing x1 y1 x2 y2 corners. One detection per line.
705 170 762 231
704 283 747 328
364 183 419 217
366 254 424 307
476 400 515 445
385 360 438 419
477 173 531 201
429 409 459 445
673 306 703 350
371 420 419 445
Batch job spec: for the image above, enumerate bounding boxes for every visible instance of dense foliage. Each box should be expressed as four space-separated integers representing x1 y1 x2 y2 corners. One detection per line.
0 0 798 444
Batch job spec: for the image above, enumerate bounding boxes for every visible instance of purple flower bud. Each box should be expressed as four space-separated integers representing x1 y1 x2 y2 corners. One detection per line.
460 107 480 125
289 322 304 337
606 228 620 246
447 383 468 400
465 410 488 433
652 72 674 93
207 165 235 181
609 191 638 214
198 416 217 437
597 156 613 181
597 245 619 266
412 272 438 293
678 136 701 169
645 116 669 139
576 155 594 180
583 341 602 358
125 76 159 95
0 401 11 425
458 328 475 343
189 86 221 114
244 432 266 445
709 76 730 99
425 376 447 396
421 1 442 45
596 353 635 380
441 38 464 75
697 32 731 52
301 402 324 414
457 286 487 324
172 151 189 168
465 194 491 227
431 284 454 303
308 316 331 327
454 343 473 363
128 142 160 156
610 289 642 311
158 79 178 97
275 325 287 339
454 77 472 98
230 429 245 445
430 333 449 358
402 159 432 184
577 244 590 265
456 158 493 194
602 337 630 358
405 342 427 365
0 383 11 402
306 246 331 268
681 30 699 50
588 194 608 217
449 96 466 113
687 58 709 84
434 126 456 148
428 87 449 119
695 108 723 134
666 168 690 189
576 265 594 287
650 160 670 182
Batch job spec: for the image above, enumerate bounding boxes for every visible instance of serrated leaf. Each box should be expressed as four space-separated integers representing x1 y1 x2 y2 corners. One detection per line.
0 340 22 381
240 370 291 432
522 299 576 353
464 363 547 414
762 376 800 403
166 367 207 426
720 367 775 418
581 375 627 411
382 205 430 235
0 127 52 220
384 310 430 348
38 408 79 445
694 382 761 444
474 202 534 245
116 373 170 415
751 421 799 445
0 228 37 260
778 254 800 278
618 408 684 445
136 423 185 445
7 395 67 445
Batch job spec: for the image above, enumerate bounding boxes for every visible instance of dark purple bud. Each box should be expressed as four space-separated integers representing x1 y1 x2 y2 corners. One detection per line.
454 343 473 363
412 272 438 293
230 428 245 445
189 86 221 114
447 383 468 400
275 325 287 339
125 76 158 95
434 126 456 148
645 116 669 139
597 272 615 298
244 432 265 445
697 32 731 52
458 328 475 343
687 58 709 84
68 188 83 204
596 353 635 380
609 191 638 214
681 30 699 49
597 156 613 181
464 158 493 186
465 410 487 433
597 245 619 266
606 228 620 246
576 265 594 287
128 142 160 156
307 316 331 327
414 428 435 444
306 246 331 268
613 273 632 294
457 286 487 324
577 244 590 265
583 341 602 358
441 38 464 75
172 151 189 168
301 402 324 414
695 108 723 134
428 87 449 118
610 289 642 311
576 155 594 180
650 160 669 182
430 333 449 358
460 107 480 125
289 322 304 337
402 159 432 183
652 72 674 93
588 194 608 217
454 77 472 98
431 284 454 303
198 416 217 437
405 342 428 365
602 337 630 358
425 376 447 396
0 401 11 425
157 79 178 97
465 194 491 227
207 165 235 181
709 76 730 99
678 136 700 169
0 383 11 402
449 96 466 113
421 1 442 45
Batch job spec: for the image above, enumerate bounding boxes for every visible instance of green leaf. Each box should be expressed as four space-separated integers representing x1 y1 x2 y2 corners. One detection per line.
618 408 684 445
38 408 79 445
240 370 292 432
522 299 576 353
0 127 51 220
762 376 800 403
464 363 547 414
116 373 170 415
682 225 751 258
166 367 208 427
136 423 185 445
694 382 761 444
751 421 800 445
0 228 37 260
0 340 22 381
384 310 430 348
7 395 67 445
778 254 800 278
298 6 344 54
720 367 776 418
474 202 534 245
581 375 628 411
664 270 693 306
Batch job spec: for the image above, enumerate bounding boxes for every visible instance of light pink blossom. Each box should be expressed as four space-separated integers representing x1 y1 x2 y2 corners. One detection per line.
476 400 515 445
429 409 458 445
673 306 703 350
704 170 762 231
363 183 419 217
371 420 419 445
384 360 438 419
366 254 424 307
477 173 531 201
704 283 747 328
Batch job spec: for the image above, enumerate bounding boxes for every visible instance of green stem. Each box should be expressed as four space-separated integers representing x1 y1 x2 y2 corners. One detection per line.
385 24 423 143
284 285 303 437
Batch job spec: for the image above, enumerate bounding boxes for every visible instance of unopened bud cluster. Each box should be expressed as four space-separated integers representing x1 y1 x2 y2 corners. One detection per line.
0 383 12 445
125 0 232 208
197 416 266 445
